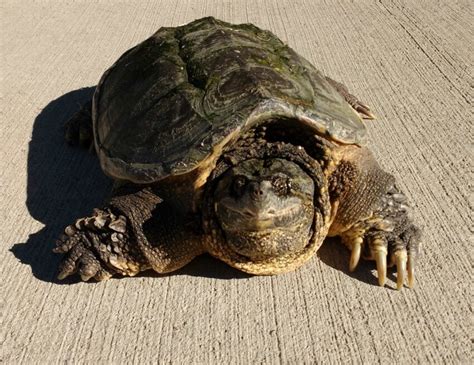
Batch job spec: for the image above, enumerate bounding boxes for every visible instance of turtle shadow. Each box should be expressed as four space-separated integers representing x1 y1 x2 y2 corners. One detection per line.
134 254 252 280
10 87 111 284
55 254 251 285
317 237 383 287
10 87 249 284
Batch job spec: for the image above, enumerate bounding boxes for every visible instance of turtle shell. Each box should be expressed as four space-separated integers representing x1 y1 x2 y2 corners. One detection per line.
93 17 366 183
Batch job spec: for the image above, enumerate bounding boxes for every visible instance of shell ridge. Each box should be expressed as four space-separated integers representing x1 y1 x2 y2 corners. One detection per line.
94 17 368 183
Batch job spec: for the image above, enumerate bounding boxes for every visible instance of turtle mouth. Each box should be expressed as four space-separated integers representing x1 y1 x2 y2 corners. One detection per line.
218 201 303 232
213 190 315 261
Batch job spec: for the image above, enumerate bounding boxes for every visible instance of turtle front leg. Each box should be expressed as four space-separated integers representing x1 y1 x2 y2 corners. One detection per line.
339 184 421 289
54 206 143 281
54 188 204 281
328 146 421 289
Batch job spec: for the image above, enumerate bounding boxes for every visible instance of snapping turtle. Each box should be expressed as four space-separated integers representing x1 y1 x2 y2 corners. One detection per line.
56 17 421 289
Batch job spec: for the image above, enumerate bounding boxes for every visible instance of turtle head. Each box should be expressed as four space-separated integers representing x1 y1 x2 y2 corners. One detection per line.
213 158 315 261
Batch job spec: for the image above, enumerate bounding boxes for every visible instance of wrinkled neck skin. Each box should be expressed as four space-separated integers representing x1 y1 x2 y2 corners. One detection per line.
202 133 331 275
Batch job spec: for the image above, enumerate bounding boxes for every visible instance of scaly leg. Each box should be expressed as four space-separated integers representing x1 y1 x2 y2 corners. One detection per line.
341 184 421 289
329 146 421 289
54 188 204 281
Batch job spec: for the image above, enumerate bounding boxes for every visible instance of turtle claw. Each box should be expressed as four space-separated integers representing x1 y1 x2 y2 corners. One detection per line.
394 249 408 290
349 238 362 272
324 76 376 120
375 251 387 287
368 237 388 287
355 103 376 120
341 218 420 289
56 235 106 281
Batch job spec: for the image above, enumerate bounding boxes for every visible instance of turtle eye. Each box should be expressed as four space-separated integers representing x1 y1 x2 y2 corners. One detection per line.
232 175 248 197
271 174 291 196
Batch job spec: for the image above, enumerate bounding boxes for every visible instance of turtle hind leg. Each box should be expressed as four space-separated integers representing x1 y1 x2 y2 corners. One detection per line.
64 100 94 150
325 77 376 120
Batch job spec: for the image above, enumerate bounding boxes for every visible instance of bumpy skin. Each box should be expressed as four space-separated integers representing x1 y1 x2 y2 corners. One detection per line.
55 17 421 289
327 145 421 289
55 187 204 280
56 124 421 288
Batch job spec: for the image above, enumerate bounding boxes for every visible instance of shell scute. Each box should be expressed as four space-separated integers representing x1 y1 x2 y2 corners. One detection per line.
93 17 365 183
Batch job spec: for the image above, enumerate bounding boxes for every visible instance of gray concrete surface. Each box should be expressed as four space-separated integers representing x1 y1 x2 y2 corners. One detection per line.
1 0 472 363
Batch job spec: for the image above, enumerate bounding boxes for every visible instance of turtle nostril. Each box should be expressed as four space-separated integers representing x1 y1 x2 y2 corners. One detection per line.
249 182 265 201
251 189 264 201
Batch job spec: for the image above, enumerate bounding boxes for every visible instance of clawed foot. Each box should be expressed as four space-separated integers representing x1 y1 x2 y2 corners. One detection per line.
53 208 140 281
342 189 421 290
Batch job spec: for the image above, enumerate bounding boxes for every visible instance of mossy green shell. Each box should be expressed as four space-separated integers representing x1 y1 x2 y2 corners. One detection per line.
92 17 366 183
